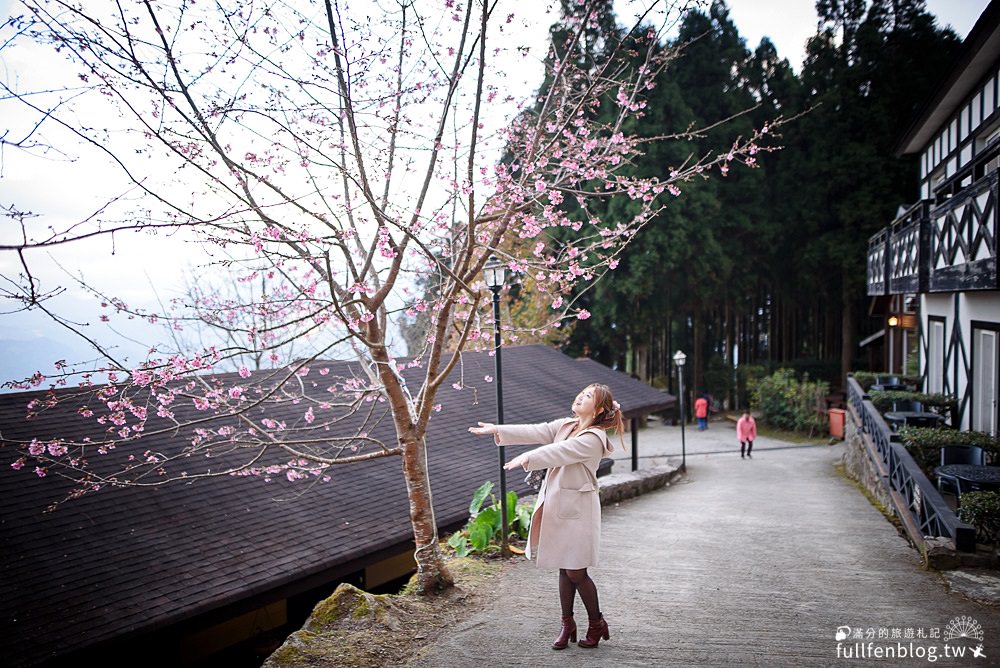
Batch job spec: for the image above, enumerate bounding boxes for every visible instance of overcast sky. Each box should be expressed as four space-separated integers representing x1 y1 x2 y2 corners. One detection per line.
0 0 993 386
724 0 990 71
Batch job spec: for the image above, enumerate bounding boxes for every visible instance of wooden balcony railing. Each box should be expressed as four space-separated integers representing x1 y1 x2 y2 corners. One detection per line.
867 163 999 295
867 227 888 296
867 202 929 297
889 202 929 294
928 168 999 292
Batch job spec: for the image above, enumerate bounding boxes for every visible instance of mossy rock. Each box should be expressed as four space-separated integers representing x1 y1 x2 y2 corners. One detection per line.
261 630 318 668
262 554 505 668
305 582 401 632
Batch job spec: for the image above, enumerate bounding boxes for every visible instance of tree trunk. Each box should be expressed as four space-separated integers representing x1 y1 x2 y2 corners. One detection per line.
373 343 453 594
636 340 649 382
399 429 454 593
840 277 855 387
693 311 704 395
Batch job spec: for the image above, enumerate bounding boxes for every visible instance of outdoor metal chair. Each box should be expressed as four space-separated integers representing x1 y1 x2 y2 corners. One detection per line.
891 399 923 412
935 445 987 499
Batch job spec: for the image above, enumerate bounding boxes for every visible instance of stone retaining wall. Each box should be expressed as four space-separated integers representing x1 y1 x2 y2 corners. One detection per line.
841 410 892 511
598 464 682 505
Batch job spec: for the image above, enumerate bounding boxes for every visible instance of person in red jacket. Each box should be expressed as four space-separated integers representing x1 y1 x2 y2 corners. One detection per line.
694 395 709 430
737 410 757 458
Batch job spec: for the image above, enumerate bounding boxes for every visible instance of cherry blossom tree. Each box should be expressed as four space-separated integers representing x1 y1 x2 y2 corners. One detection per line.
0 0 778 592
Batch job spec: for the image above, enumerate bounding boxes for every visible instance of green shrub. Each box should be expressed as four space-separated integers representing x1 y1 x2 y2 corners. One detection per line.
736 364 770 410
703 355 734 406
750 368 829 434
958 491 1000 544
897 426 1000 474
446 481 532 557
850 371 921 391
868 390 956 418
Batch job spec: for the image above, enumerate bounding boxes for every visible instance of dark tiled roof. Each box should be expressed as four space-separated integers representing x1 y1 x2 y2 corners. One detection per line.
0 344 672 667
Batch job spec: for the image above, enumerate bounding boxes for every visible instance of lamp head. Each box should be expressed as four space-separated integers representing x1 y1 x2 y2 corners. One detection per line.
673 350 687 367
484 255 506 290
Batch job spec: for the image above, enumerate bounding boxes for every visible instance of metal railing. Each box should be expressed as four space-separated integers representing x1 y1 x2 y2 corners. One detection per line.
847 376 975 552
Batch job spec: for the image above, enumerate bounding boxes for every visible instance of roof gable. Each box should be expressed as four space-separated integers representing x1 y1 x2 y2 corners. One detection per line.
898 0 1000 154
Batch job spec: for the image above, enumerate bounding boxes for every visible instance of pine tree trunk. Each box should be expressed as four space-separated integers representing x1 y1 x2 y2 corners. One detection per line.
841 278 855 387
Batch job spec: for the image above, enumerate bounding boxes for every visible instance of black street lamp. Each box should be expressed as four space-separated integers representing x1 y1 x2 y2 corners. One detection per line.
484 255 510 558
673 350 687 472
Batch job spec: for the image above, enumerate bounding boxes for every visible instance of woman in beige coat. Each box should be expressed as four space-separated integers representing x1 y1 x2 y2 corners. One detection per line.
469 383 624 650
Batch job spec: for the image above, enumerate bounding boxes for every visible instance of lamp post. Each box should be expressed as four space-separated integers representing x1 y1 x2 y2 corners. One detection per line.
484 255 510 558
887 315 899 373
673 350 687 472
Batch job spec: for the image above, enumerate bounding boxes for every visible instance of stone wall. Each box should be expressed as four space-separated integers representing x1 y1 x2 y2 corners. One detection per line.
598 464 682 506
840 409 892 511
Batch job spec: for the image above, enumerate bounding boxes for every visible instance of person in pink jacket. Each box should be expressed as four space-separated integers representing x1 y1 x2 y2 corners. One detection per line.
737 410 757 458
469 383 624 651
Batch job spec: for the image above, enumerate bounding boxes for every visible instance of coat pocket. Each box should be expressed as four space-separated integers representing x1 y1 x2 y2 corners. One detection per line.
555 484 594 519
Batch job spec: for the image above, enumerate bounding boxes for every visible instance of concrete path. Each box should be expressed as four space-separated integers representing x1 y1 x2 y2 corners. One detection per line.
410 418 1000 666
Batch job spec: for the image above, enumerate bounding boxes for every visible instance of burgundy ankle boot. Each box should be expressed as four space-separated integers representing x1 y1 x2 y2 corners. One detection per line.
552 615 577 650
578 613 610 648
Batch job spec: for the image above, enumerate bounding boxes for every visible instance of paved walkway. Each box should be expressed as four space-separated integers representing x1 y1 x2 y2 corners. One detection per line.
410 418 1000 666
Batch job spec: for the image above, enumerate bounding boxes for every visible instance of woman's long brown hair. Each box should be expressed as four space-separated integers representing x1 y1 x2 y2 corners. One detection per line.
586 383 626 451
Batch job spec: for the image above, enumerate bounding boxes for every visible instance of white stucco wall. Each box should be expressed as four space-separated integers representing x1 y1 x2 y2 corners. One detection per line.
920 291 1000 431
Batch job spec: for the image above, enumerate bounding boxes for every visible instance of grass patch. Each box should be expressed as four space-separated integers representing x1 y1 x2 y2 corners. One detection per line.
717 411 830 445
835 462 901 531
755 423 829 445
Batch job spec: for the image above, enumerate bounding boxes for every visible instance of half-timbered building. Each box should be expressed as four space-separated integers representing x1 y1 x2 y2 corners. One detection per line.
867 0 1000 432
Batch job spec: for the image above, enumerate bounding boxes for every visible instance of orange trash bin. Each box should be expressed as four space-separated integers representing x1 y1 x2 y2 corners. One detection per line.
828 408 846 439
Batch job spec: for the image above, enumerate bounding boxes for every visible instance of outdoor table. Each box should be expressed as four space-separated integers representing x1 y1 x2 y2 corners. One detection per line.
883 410 946 431
934 464 1000 494
870 377 909 391
871 382 908 391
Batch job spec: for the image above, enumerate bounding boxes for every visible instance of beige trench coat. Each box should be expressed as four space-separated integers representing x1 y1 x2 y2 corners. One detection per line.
496 418 610 569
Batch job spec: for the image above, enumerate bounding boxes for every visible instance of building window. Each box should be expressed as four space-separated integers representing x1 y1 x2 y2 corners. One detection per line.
976 123 1000 177
929 166 947 198
928 318 945 395
972 325 1000 435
